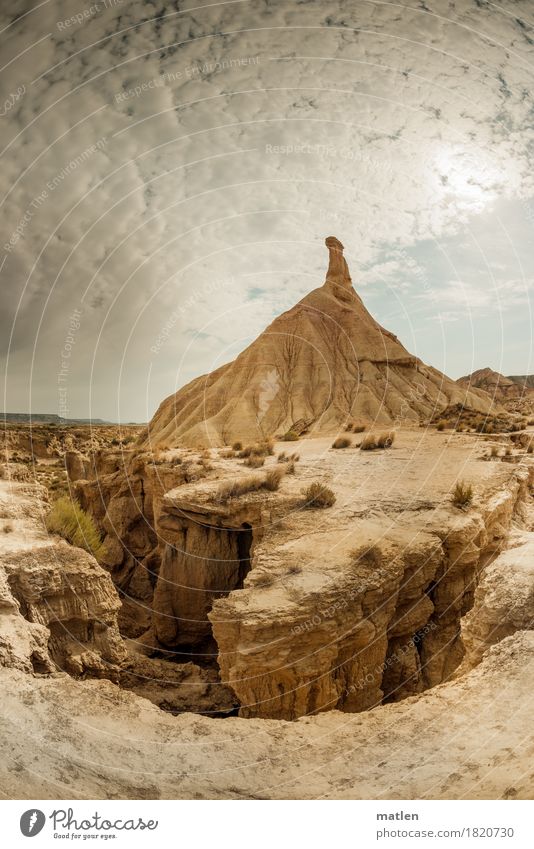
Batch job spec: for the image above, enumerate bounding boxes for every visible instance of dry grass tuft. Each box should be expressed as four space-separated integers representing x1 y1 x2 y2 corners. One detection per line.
377 431 395 449
216 466 285 503
243 455 265 468
360 434 378 451
254 573 276 588
332 436 352 449
451 480 474 509
3 522 13 534
490 444 499 458
264 466 286 491
281 430 300 442
302 482 336 509
46 496 106 559
232 441 242 451
351 545 381 567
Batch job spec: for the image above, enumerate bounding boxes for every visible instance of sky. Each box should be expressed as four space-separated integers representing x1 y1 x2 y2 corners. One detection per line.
1 0 533 422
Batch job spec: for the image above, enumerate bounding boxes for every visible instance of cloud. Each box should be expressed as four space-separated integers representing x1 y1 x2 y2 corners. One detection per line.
1 0 534 418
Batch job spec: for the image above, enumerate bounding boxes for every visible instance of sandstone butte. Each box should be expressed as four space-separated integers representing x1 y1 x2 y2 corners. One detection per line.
140 237 495 448
1 237 534 800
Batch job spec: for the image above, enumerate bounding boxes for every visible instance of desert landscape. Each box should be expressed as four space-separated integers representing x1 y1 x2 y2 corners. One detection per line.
2 0 534 819
1 238 534 799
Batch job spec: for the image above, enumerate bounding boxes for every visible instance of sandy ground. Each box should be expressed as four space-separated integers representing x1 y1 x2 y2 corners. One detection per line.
0 631 533 800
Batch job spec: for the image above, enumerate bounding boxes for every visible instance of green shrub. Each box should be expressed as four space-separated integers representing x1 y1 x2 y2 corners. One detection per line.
332 436 351 449
302 482 336 509
46 496 106 559
451 480 473 509
282 430 299 442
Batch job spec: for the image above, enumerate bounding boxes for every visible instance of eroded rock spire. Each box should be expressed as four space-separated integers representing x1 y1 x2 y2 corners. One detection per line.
325 236 352 288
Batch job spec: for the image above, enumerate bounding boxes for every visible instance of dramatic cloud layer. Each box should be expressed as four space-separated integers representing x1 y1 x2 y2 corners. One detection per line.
1 0 533 420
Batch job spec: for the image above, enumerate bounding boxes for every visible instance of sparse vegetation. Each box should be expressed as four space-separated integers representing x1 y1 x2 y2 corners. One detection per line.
281 430 299 442
490 445 499 458
377 431 395 449
436 421 446 432
332 436 351 449
286 564 302 575
244 455 265 468
360 434 378 451
232 441 243 451
286 460 296 474
45 496 106 559
302 482 336 509
264 467 286 491
254 573 275 588
220 449 236 459
451 480 474 509
216 466 285 503
3 522 13 534
238 439 275 459
350 545 381 567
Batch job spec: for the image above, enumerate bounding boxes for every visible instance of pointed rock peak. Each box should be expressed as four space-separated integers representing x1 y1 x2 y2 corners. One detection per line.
325 236 352 288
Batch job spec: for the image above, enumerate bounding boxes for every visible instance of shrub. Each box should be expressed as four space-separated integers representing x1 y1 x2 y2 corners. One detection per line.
360 434 378 451
3 522 13 534
238 439 274 459
244 455 265 468
505 446 512 457
490 445 499 458
232 441 243 451
451 480 473 509
436 421 445 432
282 430 299 441
216 474 264 502
46 496 106 559
353 425 366 434
286 564 302 575
264 466 286 491
302 482 336 509
286 460 296 475
277 451 287 462
216 466 285 502
220 449 236 459
351 545 381 567
332 436 352 449
377 431 395 449
254 573 275 588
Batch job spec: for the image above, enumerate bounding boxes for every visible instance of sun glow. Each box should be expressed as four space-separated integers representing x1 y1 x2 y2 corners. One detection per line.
434 145 502 212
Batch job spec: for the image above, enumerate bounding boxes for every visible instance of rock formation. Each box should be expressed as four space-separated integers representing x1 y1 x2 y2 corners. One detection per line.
457 367 530 401
141 238 495 448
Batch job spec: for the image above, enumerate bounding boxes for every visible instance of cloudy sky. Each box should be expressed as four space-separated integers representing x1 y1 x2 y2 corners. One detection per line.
1 0 533 422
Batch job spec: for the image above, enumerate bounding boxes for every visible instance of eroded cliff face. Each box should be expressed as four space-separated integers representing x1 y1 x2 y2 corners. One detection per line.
209 466 533 719
69 432 534 722
0 476 126 679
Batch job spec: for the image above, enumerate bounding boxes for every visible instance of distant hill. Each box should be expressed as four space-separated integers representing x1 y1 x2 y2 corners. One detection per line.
457 368 529 401
507 375 534 391
0 413 133 425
